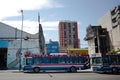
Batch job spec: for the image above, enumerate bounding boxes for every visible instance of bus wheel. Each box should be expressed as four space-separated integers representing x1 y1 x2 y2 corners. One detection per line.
70 66 77 72
112 68 118 74
33 67 40 73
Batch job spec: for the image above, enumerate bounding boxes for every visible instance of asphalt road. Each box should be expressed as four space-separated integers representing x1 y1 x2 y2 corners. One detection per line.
0 70 120 80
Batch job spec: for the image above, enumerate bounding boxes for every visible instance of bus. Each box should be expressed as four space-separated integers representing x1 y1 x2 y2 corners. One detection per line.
91 52 120 73
22 53 90 73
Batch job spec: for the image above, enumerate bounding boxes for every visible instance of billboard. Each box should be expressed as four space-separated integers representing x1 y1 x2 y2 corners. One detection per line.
69 49 88 56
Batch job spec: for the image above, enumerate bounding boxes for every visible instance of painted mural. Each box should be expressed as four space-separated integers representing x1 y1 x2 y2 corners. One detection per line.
7 40 40 69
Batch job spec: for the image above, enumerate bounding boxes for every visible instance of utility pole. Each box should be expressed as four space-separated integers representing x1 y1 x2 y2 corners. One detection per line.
19 10 23 71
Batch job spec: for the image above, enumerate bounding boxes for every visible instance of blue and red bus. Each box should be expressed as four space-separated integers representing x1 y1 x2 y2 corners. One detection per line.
91 52 120 73
22 53 90 73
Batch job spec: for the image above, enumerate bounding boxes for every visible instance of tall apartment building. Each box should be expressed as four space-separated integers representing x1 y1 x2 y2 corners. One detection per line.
58 21 79 52
98 5 120 50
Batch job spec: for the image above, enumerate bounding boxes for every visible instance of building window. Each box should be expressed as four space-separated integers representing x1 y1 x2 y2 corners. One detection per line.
73 27 75 31
73 35 75 38
112 18 116 23
64 31 67 38
68 23 71 27
64 23 66 29
64 43 67 47
111 10 115 16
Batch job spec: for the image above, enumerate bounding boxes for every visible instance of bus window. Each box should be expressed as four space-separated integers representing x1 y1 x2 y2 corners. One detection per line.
59 57 66 64
39 57 43 64
102 56 109 66
26 58 33 65
65 57 69 63
73 56 78 63
110 55 117 64
69 56 77 63
78 57 82 63
51 56 58 64
43 57 51 64
23 58 26 65
34 57 43 64
118 56 120 64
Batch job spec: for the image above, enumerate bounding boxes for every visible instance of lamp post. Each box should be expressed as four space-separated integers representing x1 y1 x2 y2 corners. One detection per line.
19 10 23 71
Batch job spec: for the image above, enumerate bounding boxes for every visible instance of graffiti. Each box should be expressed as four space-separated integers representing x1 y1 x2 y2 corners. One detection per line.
7 48 21 69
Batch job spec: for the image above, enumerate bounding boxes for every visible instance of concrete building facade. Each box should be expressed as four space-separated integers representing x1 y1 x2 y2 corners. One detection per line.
58 21 79 53
84 25 110 55
98 5 120 50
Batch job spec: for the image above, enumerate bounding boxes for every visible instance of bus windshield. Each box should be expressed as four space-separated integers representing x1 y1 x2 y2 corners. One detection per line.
92 57 102 65
26 58 33 65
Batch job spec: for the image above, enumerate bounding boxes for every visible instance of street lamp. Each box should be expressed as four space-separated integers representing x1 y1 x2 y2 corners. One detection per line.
19 10 23 71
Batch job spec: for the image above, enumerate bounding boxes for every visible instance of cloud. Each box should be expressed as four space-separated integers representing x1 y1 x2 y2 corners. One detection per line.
2 20 59 34
0 0 63 19
0 0 62 34
42 21 59 30
2 20 82 34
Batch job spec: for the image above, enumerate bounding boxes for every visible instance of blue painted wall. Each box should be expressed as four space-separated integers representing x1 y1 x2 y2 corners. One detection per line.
46 41 59 54
0 40 8 48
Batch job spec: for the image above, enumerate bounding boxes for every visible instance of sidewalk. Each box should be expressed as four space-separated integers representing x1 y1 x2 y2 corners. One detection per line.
0 70 22 73
78 68 93 73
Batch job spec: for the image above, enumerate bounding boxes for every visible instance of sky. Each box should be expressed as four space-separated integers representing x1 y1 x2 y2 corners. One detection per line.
0 0 119 48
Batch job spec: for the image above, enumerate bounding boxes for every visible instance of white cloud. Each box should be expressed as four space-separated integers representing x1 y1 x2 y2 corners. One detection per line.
0 0 63 19
0 0 62 34
2 20 59 34
42 21 59 30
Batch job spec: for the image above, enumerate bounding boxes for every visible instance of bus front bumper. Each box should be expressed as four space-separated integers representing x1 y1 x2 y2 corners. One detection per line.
92 66 113 73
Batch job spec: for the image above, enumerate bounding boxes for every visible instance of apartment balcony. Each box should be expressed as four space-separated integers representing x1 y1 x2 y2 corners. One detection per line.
112 10 120 18
116 14 120 21
112 21 118 28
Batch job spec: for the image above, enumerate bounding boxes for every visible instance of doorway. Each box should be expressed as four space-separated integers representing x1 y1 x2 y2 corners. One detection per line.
0 48 7 70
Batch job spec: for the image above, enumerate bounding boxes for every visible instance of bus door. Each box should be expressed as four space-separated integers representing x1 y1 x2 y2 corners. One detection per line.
102 56 110 67
26 57 33 65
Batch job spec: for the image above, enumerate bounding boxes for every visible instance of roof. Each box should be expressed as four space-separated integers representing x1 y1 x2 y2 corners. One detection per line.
0 22 38 40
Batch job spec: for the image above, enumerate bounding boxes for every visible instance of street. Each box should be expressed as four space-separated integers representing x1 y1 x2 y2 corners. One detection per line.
0 70 120 80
